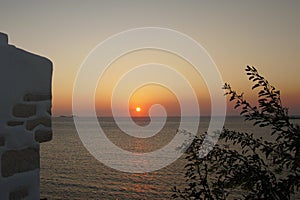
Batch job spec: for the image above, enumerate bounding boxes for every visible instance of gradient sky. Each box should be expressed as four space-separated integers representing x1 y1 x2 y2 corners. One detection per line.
0 0 299 116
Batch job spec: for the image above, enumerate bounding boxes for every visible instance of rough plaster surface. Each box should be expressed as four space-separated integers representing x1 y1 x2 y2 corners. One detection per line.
0 32 53 199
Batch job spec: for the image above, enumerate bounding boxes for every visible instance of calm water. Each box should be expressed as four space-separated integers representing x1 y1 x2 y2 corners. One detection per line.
40 117 300 199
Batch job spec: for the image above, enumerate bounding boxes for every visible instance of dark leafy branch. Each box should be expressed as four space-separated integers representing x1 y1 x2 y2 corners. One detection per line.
172 66 300 200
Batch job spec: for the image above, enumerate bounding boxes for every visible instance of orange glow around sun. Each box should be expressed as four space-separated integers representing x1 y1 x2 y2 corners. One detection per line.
136 107 141 112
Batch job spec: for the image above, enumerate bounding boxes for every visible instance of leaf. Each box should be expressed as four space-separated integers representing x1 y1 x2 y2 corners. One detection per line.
252 84 260 90
253 121 261 126
230 96 235 101
240 110 248 115
234 104 241 109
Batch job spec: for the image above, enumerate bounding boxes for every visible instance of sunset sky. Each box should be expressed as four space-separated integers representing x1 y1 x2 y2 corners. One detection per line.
0 1 299 116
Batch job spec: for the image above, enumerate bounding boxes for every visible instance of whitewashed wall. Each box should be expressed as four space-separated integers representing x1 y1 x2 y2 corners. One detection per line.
0 32 52 200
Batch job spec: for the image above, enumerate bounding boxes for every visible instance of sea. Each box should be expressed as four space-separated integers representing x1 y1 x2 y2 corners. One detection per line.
40 116 300 200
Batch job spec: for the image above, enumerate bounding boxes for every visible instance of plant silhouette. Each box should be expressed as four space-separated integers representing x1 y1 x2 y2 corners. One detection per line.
172 66 300 199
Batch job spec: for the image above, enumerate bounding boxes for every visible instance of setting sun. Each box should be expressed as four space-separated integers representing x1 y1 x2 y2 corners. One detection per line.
136 107 141 112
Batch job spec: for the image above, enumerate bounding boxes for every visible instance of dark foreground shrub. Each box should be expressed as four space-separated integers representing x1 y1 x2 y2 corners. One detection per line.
172 66 300 200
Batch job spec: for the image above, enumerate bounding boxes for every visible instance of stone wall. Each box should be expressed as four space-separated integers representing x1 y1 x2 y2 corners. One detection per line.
0 32 52 200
